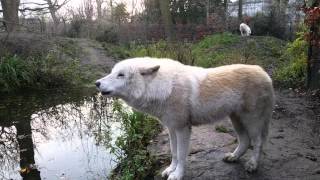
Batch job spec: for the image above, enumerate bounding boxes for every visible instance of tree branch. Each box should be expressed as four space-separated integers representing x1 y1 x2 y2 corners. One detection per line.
19 7 50 12
20 2 48 6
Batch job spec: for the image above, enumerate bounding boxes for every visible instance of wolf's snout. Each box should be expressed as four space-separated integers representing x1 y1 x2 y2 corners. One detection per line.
95 81 101 88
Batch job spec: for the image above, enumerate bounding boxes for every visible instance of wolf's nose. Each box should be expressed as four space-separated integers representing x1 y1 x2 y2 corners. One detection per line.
95 81 101 88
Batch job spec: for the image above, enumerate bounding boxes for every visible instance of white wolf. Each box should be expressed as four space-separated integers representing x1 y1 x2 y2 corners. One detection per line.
96 57 274 180
240 23 251 36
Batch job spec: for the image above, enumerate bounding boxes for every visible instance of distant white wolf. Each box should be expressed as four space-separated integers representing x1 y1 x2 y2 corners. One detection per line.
240 23 251 36
96 57 274 180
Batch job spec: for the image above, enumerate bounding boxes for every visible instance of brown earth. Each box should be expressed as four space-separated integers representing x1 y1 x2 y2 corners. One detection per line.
149 90 320 180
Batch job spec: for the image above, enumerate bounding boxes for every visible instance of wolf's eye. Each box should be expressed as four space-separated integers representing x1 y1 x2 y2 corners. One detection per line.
117 73 124 77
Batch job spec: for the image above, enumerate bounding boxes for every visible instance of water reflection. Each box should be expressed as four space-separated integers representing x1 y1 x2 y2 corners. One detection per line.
0 88 118 180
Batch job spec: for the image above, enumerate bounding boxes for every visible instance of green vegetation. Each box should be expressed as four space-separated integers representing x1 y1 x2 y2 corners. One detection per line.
273 31 308 87
110 100 161 180
0 55 34 91
0 43 84 92
215 125 229 133
192 33 285 68
102 43 131 59
104 32 286 69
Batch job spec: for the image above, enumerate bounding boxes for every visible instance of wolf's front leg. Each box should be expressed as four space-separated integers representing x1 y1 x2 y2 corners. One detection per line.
162 127 178 177
167 126 191 180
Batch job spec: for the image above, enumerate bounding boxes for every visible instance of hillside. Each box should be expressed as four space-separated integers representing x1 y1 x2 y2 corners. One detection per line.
112 33 289 78
0 33 116 92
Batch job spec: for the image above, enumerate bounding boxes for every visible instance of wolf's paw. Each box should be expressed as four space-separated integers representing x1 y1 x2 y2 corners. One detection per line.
167 170 183 180
161 164 177 177
245 159 258 173
223 152 238 162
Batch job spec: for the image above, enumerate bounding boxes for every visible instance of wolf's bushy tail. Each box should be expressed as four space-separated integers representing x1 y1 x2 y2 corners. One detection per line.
261 89 275 147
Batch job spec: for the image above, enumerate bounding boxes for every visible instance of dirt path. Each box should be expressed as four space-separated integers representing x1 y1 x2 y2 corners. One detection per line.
150 90 320 180
75 39 116 77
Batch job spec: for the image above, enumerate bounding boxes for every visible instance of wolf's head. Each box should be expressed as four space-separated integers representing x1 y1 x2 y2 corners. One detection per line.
95 59 160 100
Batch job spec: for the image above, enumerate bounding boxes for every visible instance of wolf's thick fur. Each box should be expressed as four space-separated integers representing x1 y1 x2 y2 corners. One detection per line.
96 57 274 180
240 23 251 36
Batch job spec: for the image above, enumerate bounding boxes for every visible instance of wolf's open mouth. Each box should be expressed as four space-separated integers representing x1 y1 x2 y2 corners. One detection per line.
101 91 112 95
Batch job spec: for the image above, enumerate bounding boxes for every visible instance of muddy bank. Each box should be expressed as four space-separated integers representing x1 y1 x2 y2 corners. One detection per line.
149 90 320 180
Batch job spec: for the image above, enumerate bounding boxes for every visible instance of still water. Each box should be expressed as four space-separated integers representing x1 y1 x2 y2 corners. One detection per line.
0 88 120 180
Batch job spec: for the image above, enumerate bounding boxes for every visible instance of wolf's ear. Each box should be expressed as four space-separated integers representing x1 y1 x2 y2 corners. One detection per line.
140 65 160 76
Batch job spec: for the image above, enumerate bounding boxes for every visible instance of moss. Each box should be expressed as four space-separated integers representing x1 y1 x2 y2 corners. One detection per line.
215 125 229 133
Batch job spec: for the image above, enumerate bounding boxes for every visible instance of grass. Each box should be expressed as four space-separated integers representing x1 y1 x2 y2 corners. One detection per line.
109 100 161 180
0 55 34 91
103 32 286 70
0 43 85 92
192 33 286 68
0 36 98 92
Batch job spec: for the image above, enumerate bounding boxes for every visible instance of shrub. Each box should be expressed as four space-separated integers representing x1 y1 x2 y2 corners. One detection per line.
102 43 130 59
251 10 288 39
128 40 194 65
32 51 83 88
67 18 87 38
273 33 308 87
251 12 271 36
0 52 83 92
0 55 34 91
110 100 161 180
96 28 119 44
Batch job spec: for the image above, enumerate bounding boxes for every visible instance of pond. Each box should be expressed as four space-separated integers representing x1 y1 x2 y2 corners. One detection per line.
0 88 121 180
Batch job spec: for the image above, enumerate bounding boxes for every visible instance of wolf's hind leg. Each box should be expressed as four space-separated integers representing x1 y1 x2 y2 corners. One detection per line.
223 114 250 162
244 104 272 172
245 135 262 172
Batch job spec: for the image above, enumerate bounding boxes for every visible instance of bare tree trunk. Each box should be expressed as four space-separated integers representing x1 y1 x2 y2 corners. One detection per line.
44 0 69 34
16 118 41 179
206 0 210 25
307 41 320 89
110 0 113 23
46 0 60 26
238 0 243 22
224 0 228 14
0 0 20 32
307 8 320 89
96 0 103 20
223 0 228 29
159 0 174 41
